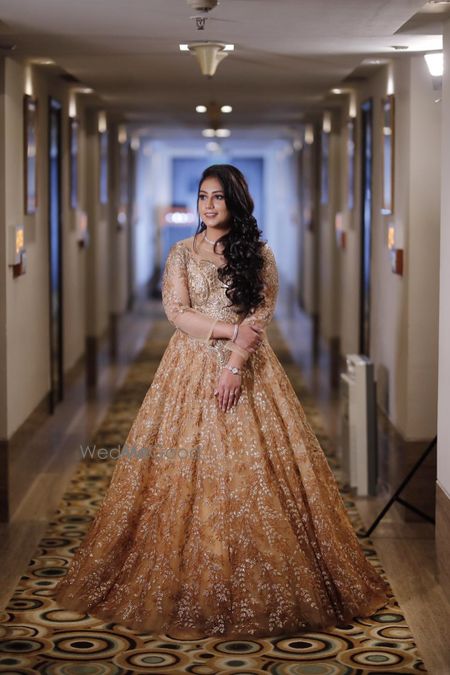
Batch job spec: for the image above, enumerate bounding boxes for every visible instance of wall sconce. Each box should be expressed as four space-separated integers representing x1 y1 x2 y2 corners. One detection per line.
304 124 314 145
76 209 89 248
424 52 443 90
98 110 107 134
335 212 346 249
8 224 27 277
387 223 403 275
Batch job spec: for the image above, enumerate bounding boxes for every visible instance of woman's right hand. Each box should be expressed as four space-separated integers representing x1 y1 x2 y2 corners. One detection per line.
234 323 264 353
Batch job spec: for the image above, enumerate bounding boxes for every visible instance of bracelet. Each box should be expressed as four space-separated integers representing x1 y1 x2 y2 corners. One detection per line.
223 364 242 376
231 323 239 342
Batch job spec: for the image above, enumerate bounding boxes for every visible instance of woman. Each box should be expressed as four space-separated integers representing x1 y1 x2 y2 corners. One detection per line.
54 164 390 639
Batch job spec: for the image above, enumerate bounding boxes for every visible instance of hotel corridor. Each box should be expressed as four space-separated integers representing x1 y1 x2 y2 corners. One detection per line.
0 0 449 672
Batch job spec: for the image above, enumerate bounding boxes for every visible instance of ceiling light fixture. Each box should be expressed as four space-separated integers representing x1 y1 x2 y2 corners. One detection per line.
196 104 207 112
202 128 231 138
180 41 235 77
331 88 343 94
221 105 232 113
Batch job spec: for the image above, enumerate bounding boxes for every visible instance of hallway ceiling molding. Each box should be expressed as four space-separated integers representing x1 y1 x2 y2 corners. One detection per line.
0 0 441 128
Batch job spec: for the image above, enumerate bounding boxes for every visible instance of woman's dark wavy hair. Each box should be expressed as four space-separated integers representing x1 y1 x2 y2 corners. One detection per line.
194 164 266 317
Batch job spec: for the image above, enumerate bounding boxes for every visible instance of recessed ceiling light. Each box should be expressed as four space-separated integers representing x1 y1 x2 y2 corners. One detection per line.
221 105 232 113
76 87 94 94
216 128 230 137
202 128 216 137
206 141 221 152
223 44 234 51
179 44 190 51
196 105 207 113
331 88 342 94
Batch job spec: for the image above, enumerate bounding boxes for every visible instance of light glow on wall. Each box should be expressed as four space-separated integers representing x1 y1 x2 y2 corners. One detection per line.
387 224 395 249
323 111 332 133
387 61 395 95
305 124 314 145
118 125 127 144
424 52 444 77
349 91 357 118
98 110 107 134
25 64 33 96
69 91 77 118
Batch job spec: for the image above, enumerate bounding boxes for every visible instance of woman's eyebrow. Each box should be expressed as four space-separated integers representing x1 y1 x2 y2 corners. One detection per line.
198 189 224 194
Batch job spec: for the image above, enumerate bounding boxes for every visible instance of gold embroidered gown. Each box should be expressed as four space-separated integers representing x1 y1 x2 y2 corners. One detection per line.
54 234 390 639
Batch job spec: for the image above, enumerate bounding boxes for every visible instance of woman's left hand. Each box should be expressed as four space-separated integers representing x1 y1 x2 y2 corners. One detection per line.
214 369 242 411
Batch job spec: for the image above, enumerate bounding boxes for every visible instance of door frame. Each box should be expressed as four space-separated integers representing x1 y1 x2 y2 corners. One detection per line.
47 96 64 412
359 98 373 357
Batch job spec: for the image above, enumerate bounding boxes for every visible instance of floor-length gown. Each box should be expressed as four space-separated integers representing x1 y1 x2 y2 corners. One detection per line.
54 234 390 639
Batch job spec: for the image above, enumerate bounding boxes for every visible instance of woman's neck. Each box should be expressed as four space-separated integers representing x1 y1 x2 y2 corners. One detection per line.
204 226 230 243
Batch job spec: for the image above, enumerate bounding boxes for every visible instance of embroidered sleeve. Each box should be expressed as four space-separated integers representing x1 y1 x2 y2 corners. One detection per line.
161 242 219 343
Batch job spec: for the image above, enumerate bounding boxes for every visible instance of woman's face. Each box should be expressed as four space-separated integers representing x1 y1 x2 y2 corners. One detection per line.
198 176 231 231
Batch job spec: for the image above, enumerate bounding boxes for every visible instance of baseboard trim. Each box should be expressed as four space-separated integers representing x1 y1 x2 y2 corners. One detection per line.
436 481 450 602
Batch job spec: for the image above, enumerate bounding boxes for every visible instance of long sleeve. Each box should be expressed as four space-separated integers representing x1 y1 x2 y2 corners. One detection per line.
161 243 219 342
224 242 279 361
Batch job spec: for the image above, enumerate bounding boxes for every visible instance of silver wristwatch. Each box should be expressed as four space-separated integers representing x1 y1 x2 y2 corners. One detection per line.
223 364 242 375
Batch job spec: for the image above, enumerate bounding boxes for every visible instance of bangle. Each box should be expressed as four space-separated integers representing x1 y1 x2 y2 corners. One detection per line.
231 323 239 342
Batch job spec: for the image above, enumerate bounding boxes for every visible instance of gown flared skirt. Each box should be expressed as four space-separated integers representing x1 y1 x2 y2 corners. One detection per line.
54 329 390 639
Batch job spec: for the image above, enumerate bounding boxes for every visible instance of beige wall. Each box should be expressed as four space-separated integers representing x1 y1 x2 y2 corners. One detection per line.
109 121 130 315
0 60 6 438
5 58 53 437
310 54 440 441
438 19 450 497
0 56 129 440
318 116 341 341
406 57 440 438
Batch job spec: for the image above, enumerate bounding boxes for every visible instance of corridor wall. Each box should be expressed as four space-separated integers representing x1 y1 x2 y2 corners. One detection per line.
335 56 440 442
0 57 90 439
437 17 450 597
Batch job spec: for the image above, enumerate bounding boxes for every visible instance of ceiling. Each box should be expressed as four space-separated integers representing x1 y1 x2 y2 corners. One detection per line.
0 0 444 134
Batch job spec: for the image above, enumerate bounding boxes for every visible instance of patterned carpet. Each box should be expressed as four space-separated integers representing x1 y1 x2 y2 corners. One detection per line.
0 313 427 674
